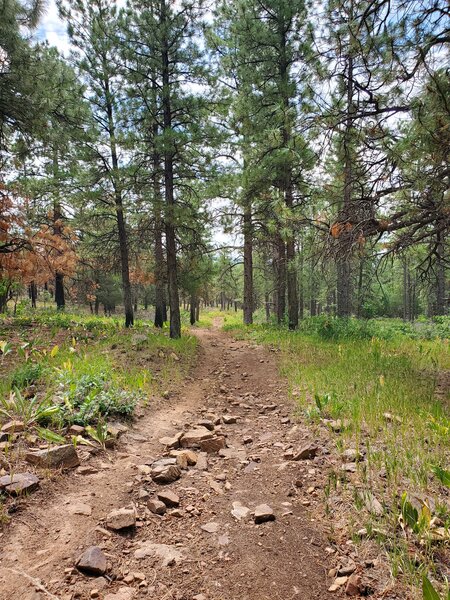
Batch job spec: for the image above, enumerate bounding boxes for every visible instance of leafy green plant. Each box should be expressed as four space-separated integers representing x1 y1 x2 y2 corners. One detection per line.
400 492 431 535
432 466 450 488
85 421 111 448
0 388 60 427
35 427 67 445
315 391 332 413
58 371 138 426
422 575 449 600
0 340 13 357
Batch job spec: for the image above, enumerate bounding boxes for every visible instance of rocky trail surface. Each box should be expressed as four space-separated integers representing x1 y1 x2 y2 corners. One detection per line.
0 322 356 600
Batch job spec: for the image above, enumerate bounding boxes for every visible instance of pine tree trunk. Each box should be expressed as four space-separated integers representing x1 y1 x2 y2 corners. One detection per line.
279 27 298 329
190 293 196 325
243 200 253 325
153 158 166 328
53 204 65 310
285 184 298 330
52 154 65 311
298 243 304 320
403 257 409 321
104 78 133 327
161 0 181 339
336 40 354 318
275 234 286 324
435 231 446 315
196 299 200 322
29 282 37 309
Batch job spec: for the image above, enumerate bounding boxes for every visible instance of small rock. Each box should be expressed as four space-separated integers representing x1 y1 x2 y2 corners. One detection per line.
197 419 214 431
159 432 183 449
329 419 349 432
77 465 98 475
138 489 149 500
76 546 107 576
328 576 348 592
292 444 318 461
254 504 275 524
231 501 250 521
151 464 181 484
134 542 184 566
175 453 188 469
345 574 362 596
107 422 128 438
147 499 166 515
199 436 226 454
137 464 151 475
68 424 85 436
169 449 198 466
363 491 383 517
195 452 208 471
243 436 253 444
106 507 136 530
1 420 25 433
157 490 180 507
222 415 237 424
151 457 177 468
342 449 361 462
338 564 356 576
341 463 357 473
69 502 92 516
0 472 39 495
180 427 214 448
26 444 80 469
104 587 135 600
201 522 219 533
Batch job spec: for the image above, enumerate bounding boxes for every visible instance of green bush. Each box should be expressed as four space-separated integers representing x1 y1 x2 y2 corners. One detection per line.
58 371 138 426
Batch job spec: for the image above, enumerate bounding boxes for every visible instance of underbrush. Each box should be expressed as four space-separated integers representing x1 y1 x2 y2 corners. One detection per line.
0 310 197 445
297 315 449 341
225 317 449 595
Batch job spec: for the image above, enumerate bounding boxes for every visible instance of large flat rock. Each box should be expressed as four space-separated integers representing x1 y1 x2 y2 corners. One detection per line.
26 444 80 469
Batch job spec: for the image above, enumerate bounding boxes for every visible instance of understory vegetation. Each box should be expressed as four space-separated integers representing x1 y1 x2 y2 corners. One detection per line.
224 313 450 595
0 310 197 447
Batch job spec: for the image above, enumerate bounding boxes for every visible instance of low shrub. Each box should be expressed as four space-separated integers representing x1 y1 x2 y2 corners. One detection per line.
57 371 138 426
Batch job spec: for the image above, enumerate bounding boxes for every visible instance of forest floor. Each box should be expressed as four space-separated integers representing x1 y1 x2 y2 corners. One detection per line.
0 317 441 600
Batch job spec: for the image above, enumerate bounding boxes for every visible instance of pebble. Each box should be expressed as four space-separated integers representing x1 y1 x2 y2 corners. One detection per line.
254 504 275 524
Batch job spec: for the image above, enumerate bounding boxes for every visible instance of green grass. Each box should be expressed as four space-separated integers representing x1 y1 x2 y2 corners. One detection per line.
224 317 449 595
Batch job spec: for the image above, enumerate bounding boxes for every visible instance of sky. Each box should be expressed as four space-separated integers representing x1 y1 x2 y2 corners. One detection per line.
36 1 70 55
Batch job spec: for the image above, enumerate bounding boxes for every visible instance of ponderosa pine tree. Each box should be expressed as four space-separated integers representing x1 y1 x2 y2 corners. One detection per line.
120 0 210 338
215 0 315 329
58 0 134 326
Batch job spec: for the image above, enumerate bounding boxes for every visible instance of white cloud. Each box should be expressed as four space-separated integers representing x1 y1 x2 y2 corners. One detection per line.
35 0 70 55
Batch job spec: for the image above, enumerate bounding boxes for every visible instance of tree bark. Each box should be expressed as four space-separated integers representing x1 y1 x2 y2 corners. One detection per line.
53 154 65 311
243 199 253 325
285 181 298 330
161 0 181 339
435 231 446 315
275 234 286 324
336 26 354 318
190 293 196 325
104 71 133 327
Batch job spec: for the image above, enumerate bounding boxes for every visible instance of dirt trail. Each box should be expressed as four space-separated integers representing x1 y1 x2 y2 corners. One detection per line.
0 321 332 600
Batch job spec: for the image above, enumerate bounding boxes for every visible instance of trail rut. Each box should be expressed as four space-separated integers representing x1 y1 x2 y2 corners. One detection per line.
0 323 331 600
